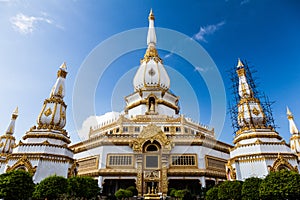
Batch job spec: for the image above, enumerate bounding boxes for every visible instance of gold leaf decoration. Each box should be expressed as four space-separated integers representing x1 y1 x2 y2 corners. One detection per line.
252 107 260 116
44 108 52 117
57 84 63 97
61 111 66 119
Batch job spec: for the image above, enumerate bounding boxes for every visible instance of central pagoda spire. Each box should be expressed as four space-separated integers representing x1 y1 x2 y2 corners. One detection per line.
141 9 162 64
127 10 179 116
147 9 156 47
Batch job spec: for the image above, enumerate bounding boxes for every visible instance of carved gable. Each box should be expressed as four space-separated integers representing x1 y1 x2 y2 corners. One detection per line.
130 124 173 153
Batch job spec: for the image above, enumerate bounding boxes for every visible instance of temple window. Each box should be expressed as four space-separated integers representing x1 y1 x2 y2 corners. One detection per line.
146 144 158 152
175 127 181 133
184 127 189 133
164 127 169 132
145 155 159 168
122 127 128 133
108 155 133 166
171 155 196 166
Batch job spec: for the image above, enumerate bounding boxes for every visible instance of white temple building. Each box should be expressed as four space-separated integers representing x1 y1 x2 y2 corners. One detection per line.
226 59 299 181
71 10 231 198
0 8 300 199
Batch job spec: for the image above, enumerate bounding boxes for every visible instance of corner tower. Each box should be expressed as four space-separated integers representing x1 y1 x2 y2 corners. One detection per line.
0 107 18 173
0 107 18 158
287 107 300 156
125 10 179 117
227 59 298 181
5 63 74 183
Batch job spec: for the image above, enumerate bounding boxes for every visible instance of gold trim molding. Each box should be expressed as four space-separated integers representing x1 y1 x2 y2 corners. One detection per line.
130 124 173 153
6 155 37 175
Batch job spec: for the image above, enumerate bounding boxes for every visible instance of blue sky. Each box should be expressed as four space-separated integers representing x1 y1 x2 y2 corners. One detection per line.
0 0 299 145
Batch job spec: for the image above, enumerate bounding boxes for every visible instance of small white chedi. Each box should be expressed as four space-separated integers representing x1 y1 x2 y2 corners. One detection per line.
0 63 75 183
226 59 299 180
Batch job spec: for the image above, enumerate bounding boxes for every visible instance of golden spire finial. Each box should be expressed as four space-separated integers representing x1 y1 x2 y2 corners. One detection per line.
12 106 18 120
149 8 155 20
287 106 292 115
57 62 68 78
13 107 18 116
287 106 293 120
237 58 244 68
60 62 67 70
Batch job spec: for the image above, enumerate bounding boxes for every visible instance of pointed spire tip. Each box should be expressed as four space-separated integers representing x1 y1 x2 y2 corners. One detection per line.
13 106 18 115
237 58 244 68
287 106 292 115
60 62 67 70
149 8 155 20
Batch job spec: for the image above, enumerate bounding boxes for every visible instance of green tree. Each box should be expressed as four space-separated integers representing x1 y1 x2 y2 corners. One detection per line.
169 188 177 197
241 177 262 200
114 188 133 200
33 175 68 200
259 169 300 200
218 180 243 200
0 170 35 200
126 186 138 196
205 186 219 200
175 189 186 200
67 176 100 199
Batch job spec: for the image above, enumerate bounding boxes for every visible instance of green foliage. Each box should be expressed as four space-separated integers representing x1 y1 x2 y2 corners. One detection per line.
32 175 68 200
114 188 133 199
241 177 262 200
169 188 177 197
172 189 191 200
259 169 300 200
175 189 186 199
0 170 35 200
205 186 219 200
67 176 100 199
126 185 138 196
218 180 243 200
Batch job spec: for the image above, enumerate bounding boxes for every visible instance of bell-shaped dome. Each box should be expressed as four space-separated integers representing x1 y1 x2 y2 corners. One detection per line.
133 9 170 91
134 59 170 91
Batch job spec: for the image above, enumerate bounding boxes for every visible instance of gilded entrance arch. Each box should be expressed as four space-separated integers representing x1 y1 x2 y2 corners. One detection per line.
6 155 37 175
130 124 173 153
270 154 298 172
130 124 173 197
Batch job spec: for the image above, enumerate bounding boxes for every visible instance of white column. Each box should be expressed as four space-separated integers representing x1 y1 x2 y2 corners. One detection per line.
199 176 206 188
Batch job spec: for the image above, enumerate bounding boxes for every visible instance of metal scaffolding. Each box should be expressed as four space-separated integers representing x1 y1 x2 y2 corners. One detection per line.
228 60 276 134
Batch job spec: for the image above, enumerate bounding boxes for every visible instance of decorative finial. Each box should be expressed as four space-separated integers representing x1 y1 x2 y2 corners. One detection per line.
12 106 18 120
237 58 244 68
287 106 299 134
287 106 294 120
60 62 67 70
13 107 18 115
149 8 155 20
287 106 292 115
57 62 68 78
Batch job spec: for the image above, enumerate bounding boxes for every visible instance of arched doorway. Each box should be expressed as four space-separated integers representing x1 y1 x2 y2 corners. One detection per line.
143 141 161 194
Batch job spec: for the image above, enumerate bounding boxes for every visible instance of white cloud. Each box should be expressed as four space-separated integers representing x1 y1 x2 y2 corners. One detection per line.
10 13 53 34
77 112 121 140
193 21 225 42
